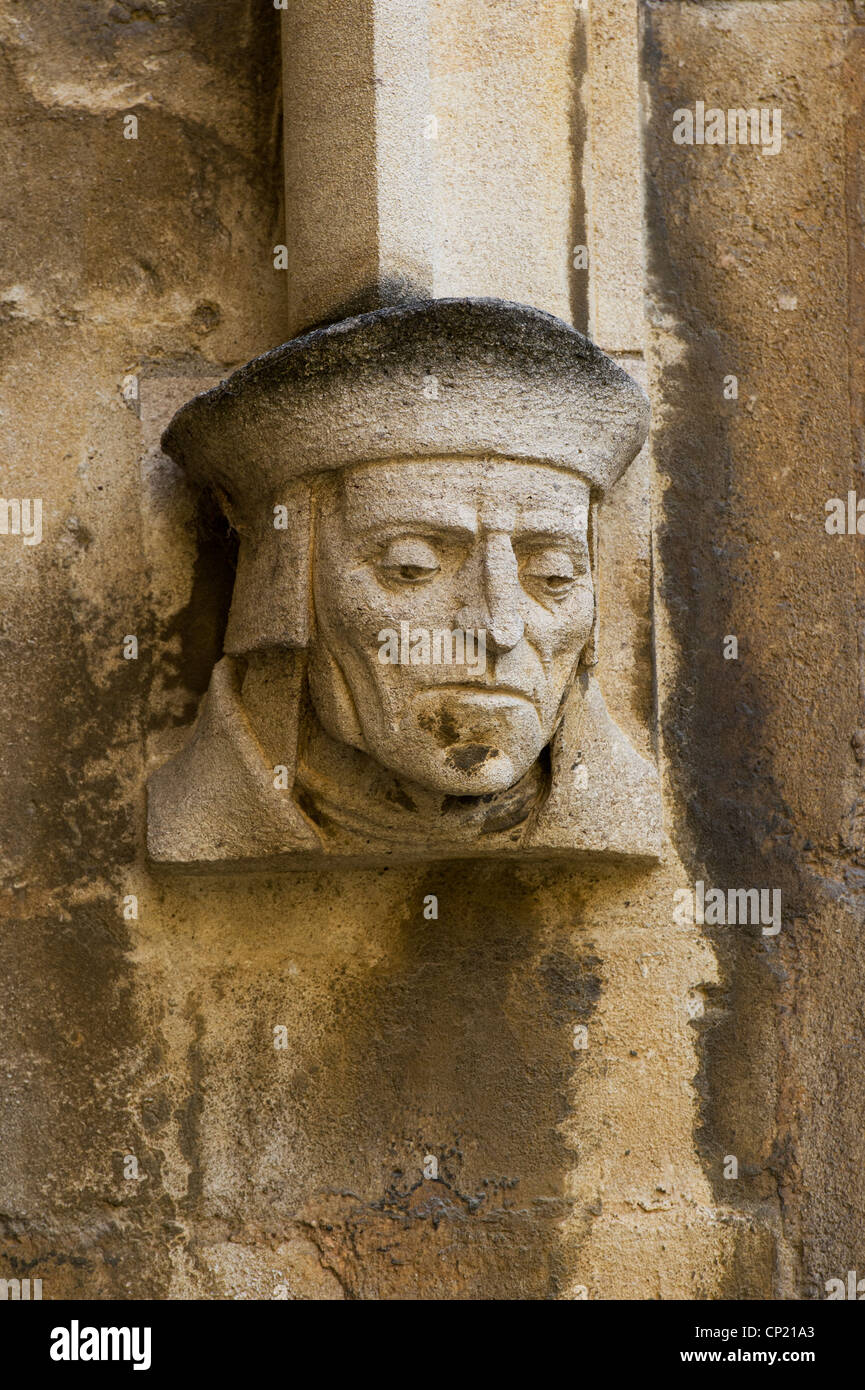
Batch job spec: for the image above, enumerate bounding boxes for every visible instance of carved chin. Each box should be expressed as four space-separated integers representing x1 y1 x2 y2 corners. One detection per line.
404 744 530 796
371 692 546 795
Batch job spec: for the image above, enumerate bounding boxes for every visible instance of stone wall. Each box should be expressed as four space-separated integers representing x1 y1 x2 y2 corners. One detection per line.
0 0 862 1300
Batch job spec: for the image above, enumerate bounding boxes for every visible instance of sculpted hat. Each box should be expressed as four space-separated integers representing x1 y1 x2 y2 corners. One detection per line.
163 298 649 516
160 297 650 653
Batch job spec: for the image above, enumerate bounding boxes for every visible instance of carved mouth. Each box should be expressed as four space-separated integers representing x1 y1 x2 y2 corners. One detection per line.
416 687 537 752
431 682 535 705
442 692 533 715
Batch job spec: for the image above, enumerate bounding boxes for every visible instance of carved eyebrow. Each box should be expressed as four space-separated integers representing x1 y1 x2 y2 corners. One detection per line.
349 516 479 540
506 529 590 556
507 505 589 532
512 528 589 544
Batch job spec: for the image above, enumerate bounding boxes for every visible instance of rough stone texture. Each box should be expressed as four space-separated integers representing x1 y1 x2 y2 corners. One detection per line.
430 0 583 325
643 0 865 1297
584 0 645 353
0 0 288 1299
1 0 861 1302
281 0 435 336
146 299 661 867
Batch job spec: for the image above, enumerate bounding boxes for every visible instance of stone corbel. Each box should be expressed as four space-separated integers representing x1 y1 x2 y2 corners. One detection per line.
147 297 663 867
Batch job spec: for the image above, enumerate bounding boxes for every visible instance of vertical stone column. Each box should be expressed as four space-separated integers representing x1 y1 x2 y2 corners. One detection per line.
583 0 645 356
281 0 435 336
429 0 585 325
283 0 589 330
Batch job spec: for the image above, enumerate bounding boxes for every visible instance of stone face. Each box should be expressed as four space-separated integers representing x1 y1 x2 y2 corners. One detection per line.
148 299 662 865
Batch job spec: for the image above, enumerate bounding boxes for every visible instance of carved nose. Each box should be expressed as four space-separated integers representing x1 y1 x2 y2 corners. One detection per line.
484 613 524 656
456 605 523 656
456 534 525 656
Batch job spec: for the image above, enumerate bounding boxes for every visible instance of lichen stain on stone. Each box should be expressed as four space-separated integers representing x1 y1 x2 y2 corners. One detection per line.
170 863 605 1298
156 489 237 717
445 743 497 774
175 1003 207 1213
418 705 460 747
642 1 861 1297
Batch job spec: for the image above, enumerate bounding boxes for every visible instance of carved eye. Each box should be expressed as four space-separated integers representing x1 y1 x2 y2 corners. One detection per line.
521 549 582 596
379 537 441 584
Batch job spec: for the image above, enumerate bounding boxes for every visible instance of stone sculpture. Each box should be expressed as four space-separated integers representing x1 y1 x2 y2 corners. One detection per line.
148 298 663 865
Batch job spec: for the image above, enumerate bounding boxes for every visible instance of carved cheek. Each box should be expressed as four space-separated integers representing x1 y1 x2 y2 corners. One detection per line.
349 572 424 636
565 582 595 644
313 536 385 640
527 584 594 664
354 564 455 630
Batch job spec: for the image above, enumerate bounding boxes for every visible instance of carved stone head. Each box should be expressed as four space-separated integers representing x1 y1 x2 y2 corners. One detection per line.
148 299 663 866
308 457 593 796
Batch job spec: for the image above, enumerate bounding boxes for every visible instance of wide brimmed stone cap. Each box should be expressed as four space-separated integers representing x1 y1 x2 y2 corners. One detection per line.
161 298 650 526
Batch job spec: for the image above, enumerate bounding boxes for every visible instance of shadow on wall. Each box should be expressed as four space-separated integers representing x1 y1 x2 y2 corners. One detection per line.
145 860 602 1299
